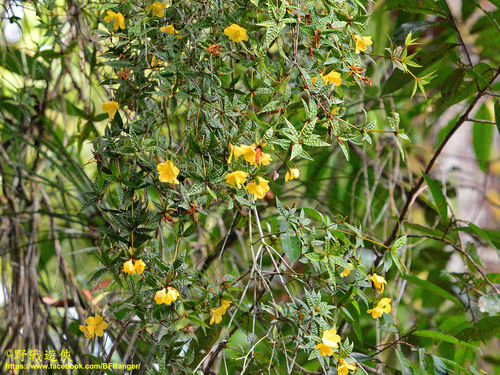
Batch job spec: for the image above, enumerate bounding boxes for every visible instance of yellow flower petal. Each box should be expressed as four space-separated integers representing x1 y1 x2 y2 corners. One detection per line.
340 263 353 278
225 171 248 189
322 328 341 348
245 177 270 200
123 259 135 274
160 24 178 34
155 289 166 304
163 286 179 305
224 24 249 43
338 358 356 375
102 101 119 119
321 71 342 86
370 273 387 293
315 343 334 357
354 35 372 54
147 2 168 17
285 168 299 182
134 259 146 274
157 160 180 184
80 315 107 339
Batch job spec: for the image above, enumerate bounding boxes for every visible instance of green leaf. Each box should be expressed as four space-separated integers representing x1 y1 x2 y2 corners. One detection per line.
403 275 462 307
280 221 301 264
290 143 302 160
188 314 210 328
457 222 495 249
472 112 493 173
413 330 477 350
382 44 453 95
478 294 500 313
258 100 281 114
392 235 407 250
0 47 49 80
422 172 448 223
384 0 449 16
265 25 281 48
456 316 500 342
486 273 500 284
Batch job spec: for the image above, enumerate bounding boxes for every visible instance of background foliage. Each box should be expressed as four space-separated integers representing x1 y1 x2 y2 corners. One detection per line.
0 0 499 374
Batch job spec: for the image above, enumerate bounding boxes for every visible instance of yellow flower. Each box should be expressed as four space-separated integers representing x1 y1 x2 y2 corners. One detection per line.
340 263 353 278
209 299 232 325
233 144 256 164
354 35 372 54
102 101 119 119
315 327 341 356
227 144 235 164
321 327 341 348
154 288 166 304
151 56 164 69
285 168 299 182
160 24 179 35
224 24 248 43
259 152 272 166
315 342 334 357
123 259 135 274
337 358 356 375
79 315 108 339
147 2 168 17
370 273 387 293
155 287 180 305
134 259 146 274
245 177 270 200
232 144 272 166
225 171 248 189
321 71 342 86
104 11 126 31
157 160 180 184
367 297 391 319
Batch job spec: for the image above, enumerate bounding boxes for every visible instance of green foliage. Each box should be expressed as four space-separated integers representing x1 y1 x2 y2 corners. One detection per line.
1 0 499 374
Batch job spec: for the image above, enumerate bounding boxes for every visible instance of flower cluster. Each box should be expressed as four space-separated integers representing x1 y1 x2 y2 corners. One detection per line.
123 259 146 275
79 315 108 339
367 297 392 319
155 287 180 305
315 327 340 356
225 143 274 200
367 273 392 319
315 328 357 374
